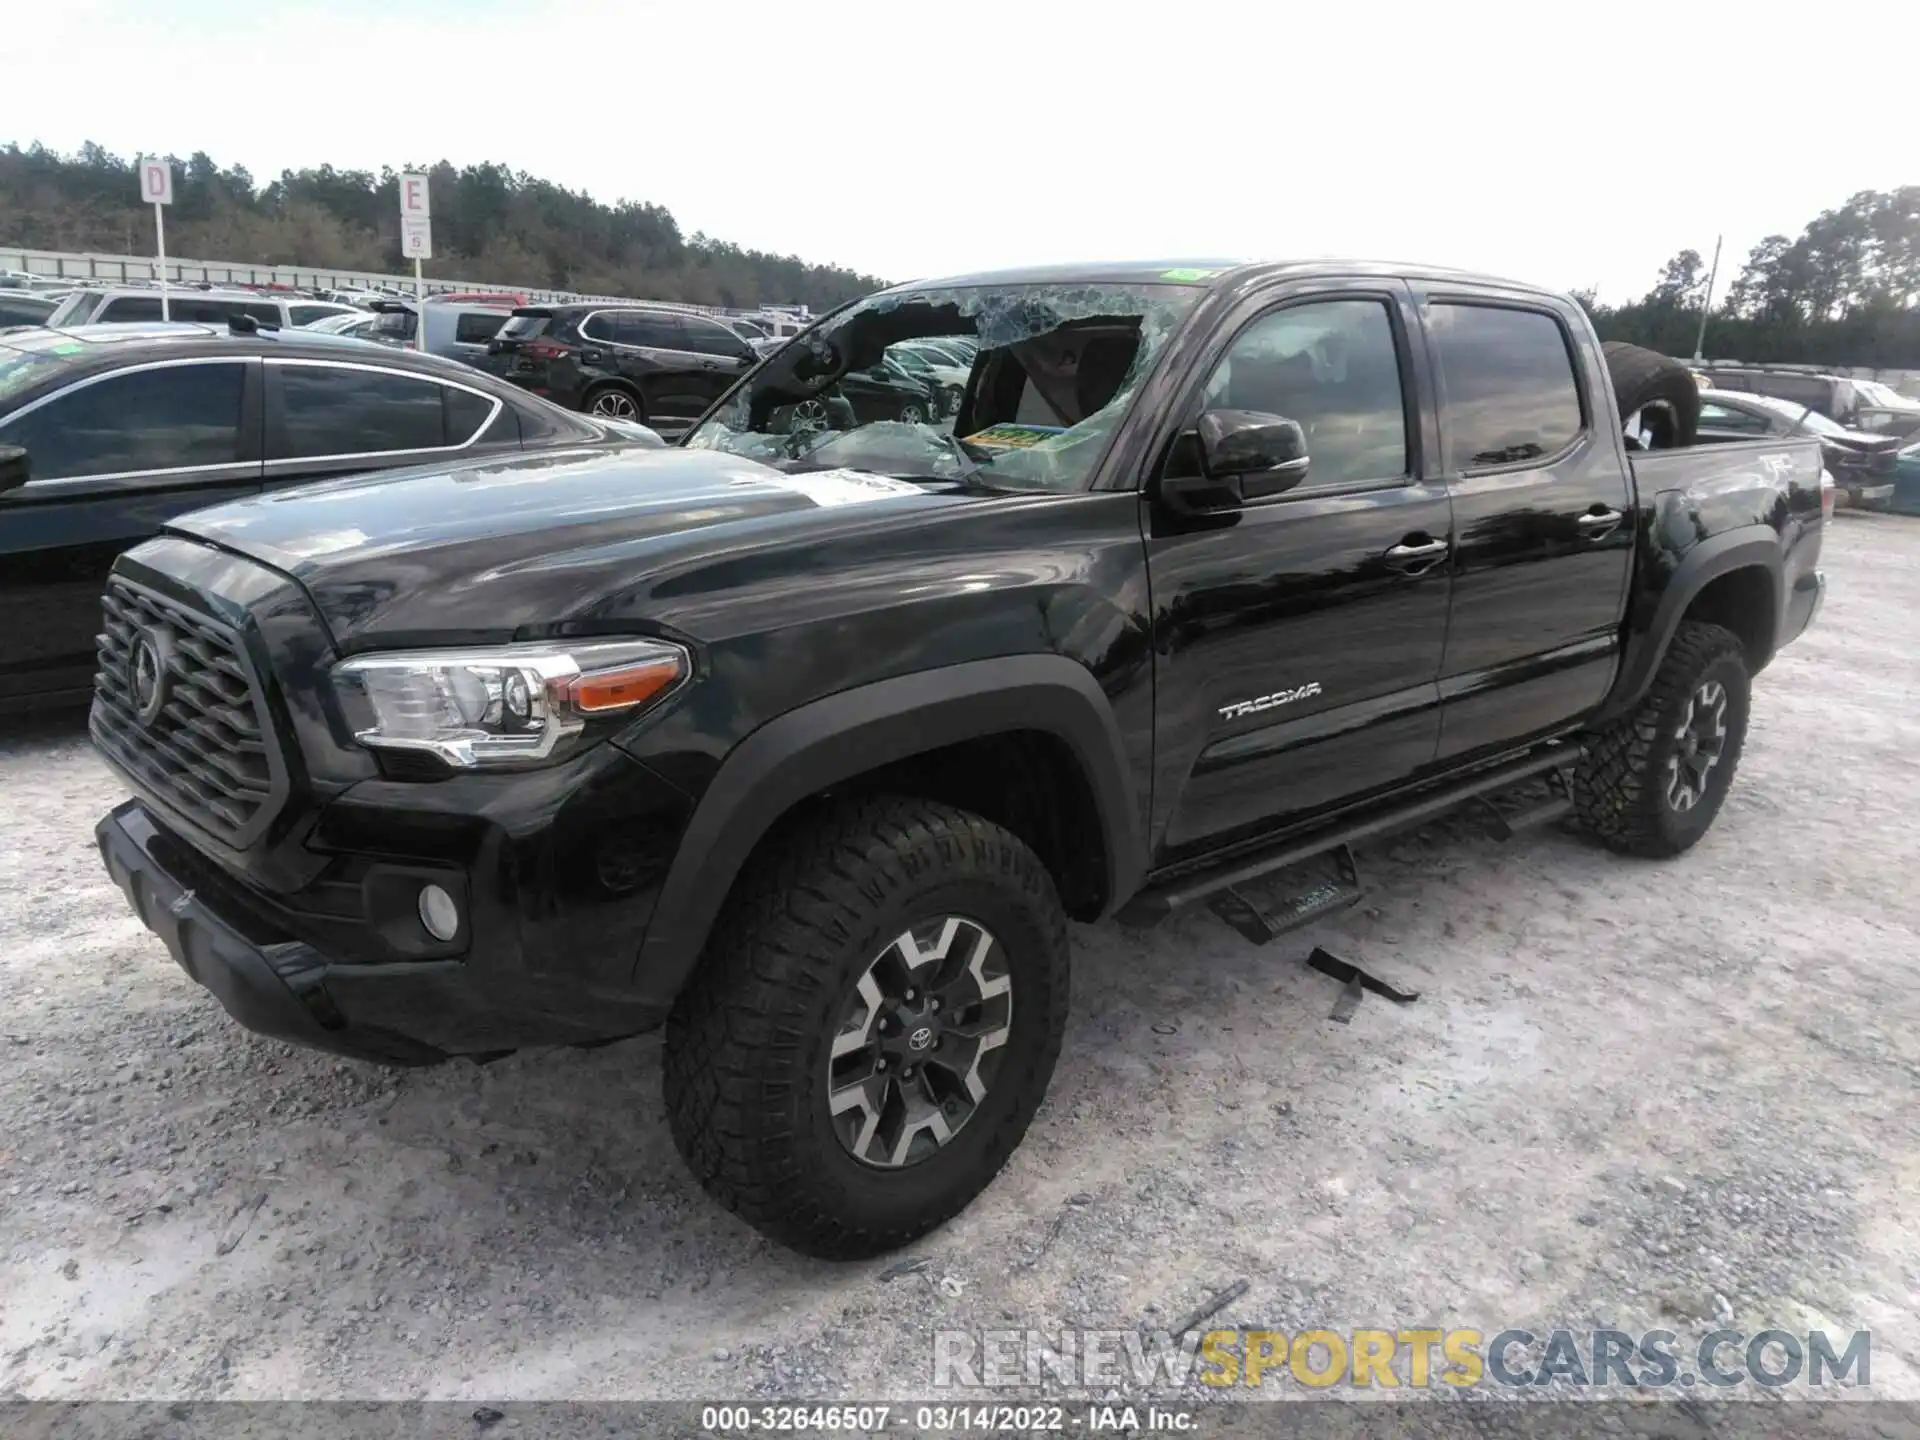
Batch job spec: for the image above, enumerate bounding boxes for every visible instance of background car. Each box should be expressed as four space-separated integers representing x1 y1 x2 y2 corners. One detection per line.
889 339 973 417
1890 437 1920 516
46 287 359 330
1697 363 1920 436
1849 378 1920 440
362 299 514 366
1696 388 1901 507
0 292 57 330
0 320 660 713
768 344 951 434
303 310 383 339
485 302 759 435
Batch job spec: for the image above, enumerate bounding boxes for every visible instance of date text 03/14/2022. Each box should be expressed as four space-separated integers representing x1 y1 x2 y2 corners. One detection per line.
699 1404 1197 1432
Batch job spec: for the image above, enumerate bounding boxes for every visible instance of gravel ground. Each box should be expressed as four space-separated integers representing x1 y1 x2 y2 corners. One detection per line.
3 516 1918 1407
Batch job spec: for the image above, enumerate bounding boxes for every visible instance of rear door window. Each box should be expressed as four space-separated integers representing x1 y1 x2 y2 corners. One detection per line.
1751 375 1832 413
454 311 507 345
1697 402 1771 434
680 317 749 358
444 386 497 444
99 296 165 322
276 364 450 457
1428 303 1586 469
0 361 248 478
610 311 683 349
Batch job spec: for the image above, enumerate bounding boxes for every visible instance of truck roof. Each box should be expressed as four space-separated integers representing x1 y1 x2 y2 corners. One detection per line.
886 258 1562 298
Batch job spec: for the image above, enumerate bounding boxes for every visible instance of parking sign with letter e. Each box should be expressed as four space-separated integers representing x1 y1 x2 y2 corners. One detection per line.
399 173 433 260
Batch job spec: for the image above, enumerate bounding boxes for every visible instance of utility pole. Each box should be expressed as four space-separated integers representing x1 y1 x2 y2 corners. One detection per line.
1692 234 1723 362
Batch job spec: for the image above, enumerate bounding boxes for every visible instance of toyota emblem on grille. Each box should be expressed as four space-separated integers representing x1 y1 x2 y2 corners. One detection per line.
128 626 174 726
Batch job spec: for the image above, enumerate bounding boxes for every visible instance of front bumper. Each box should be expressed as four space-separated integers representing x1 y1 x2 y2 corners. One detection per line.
1844 481 1895 508
98 801 444 1064
96 783 684 1065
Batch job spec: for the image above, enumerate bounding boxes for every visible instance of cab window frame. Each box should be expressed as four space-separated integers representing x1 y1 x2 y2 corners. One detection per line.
1154 286 1423 503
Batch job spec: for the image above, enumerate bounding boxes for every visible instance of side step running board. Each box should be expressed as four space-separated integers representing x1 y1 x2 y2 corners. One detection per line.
1118 744 1584 926
1208 845 1364 947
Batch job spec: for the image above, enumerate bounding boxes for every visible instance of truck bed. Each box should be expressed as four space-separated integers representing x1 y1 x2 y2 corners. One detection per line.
1630 435 1824 531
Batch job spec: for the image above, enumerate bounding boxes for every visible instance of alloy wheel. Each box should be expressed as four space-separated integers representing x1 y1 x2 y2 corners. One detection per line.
1665 679 1728 812
590 390 639 420
826 916 1012 1169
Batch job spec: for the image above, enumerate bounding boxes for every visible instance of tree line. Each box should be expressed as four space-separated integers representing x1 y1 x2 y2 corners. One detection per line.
1582 188 1920 369
0 142 889 311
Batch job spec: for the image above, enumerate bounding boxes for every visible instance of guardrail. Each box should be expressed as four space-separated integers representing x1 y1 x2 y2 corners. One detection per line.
0 245 810 321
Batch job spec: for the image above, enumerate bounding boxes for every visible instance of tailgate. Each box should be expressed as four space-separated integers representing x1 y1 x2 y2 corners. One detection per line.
490 308 557 378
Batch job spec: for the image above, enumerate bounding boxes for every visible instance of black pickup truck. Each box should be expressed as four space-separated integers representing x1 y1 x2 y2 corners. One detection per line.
87 260 1828 1259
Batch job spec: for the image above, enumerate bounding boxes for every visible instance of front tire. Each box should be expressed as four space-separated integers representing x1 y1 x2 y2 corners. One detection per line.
662 796 1069 1259
1574 621 1751 856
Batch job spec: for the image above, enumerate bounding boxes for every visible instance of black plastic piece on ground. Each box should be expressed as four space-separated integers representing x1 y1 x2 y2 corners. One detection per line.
1307 945 1420 1024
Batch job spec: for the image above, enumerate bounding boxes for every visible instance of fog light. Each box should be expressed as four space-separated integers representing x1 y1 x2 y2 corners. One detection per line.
417 884 460 941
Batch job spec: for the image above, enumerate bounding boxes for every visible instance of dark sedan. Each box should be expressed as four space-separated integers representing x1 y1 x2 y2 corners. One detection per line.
0 322 660 714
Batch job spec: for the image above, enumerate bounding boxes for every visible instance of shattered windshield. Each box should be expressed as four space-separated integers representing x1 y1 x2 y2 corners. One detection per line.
686 281 1201 491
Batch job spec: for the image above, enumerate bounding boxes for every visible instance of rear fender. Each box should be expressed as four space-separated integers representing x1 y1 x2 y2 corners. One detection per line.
1597 523 1782 723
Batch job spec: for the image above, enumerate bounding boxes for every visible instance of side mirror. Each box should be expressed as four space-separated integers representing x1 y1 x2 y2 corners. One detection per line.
0 444 27 494
1161 409 1310 513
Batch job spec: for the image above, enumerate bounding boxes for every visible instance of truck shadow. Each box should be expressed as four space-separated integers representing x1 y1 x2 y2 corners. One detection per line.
0 702 91 756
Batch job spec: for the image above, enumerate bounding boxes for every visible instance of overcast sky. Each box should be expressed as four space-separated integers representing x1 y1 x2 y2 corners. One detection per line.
7 0 1916 301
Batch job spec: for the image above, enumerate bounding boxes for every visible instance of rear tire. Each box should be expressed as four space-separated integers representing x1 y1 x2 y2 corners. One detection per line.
1573 621 1751 857
1603 341 1700 449
584 384 644 422
662 795 1069 1259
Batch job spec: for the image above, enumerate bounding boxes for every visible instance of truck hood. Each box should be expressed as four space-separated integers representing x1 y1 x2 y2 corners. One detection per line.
171 444 945 646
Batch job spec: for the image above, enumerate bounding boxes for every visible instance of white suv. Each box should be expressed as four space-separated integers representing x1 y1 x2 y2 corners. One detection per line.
46 287 357 329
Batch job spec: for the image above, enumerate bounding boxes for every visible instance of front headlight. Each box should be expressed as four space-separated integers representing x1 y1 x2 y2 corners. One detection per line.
332 639 689 770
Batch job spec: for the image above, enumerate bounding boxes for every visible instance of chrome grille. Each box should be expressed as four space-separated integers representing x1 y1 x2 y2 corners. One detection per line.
92 577 277 845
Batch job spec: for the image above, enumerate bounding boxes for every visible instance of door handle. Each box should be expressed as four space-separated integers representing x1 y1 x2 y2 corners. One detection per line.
1578 507 1624 539
1384 537 1449 572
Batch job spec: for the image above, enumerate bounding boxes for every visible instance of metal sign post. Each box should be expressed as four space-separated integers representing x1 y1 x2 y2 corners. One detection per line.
399 173 433 351
138 159 174 320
